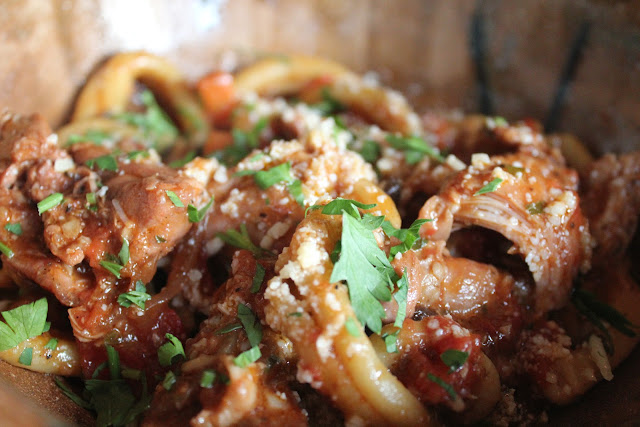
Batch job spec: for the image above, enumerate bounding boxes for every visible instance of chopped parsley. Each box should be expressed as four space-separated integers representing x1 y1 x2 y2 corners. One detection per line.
474 178 503 196
441 349 469 373
385 134 445 164
233 346 261 368
382 218 430 259
165 190 184 208
311 88 345 116
0 242 14 258
503 164 524 175
526 201 546 215
250 264 266 294
344 317 360 337
155 235 166 243
214 323 242 335
118 238 129 266
358 140 381 163
187 198 214 223
427 373 458 401
66 130 112 146
572 288 637 354
215 117 268 166
37 193 64 214
54 377 93 410
44 337 58 351
0 298 49 351
382 329 401 353
236 162 295 190
100 259 124 279
169 151 196 168
18 347 33 366
216 224 271 258
113 89 178 152
126 150 149 160
237 303 262 347
158 333 185 367
86 192 98 211
162 371 177 391
86 154 118 172
4 223 22 236
306 198 375 218
117 281 151 310
200 369 218 388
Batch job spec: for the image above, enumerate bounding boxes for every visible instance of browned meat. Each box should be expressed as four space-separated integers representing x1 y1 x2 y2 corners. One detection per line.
581 152 640 259
419 152 592 315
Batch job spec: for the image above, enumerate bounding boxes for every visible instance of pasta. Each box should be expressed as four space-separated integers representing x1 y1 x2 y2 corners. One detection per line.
0 51 639 426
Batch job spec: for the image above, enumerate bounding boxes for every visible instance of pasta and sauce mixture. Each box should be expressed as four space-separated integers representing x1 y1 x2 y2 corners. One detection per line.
0 52 638 426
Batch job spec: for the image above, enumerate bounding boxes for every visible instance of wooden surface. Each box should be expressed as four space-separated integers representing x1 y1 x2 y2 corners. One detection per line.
0 0 639 425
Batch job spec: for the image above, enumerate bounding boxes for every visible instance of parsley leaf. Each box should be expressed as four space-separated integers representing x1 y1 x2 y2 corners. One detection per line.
45 337 58 351
344 317 360 337
216 118 268 166
250 264 266 294
311 88 345 116
66 130 112 146
162 371 177 391
572 288 637 354
214 323 242 335
158 333 185 367
237 303 262 347
441 349 469 373
306 198 375 218
113 90 178 152
4 223 22 236
37 193 64 214
86 154 118 172
358 140 381 163
526 201 546 215
169 151 196 168
233 346 261 368
100 259 123 279
200 369 218 388
0 242 14 258
19 347 33 366
427 373 458 401
288 179 305 207
0 298 49 351
54 377 93 411
187 198 214 223
385 134 445 164
216 224 271 258
474 178 503 196
382 218 430 259
117 281 151 310
236 162 293 190
382 329 401 353
165 190 184 208
330 211 393 334
118 238 129 266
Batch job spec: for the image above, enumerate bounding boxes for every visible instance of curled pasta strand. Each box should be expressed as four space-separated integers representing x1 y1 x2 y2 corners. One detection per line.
0 332 80 377
265 211 433 426
235 54 351 97
71 52 208 147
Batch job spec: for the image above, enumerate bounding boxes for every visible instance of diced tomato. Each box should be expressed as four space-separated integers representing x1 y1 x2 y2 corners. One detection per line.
197 71 237 123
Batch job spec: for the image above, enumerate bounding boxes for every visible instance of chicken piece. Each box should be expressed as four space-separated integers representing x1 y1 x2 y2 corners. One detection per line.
580 151 640 259
392 241 525 339
145 250 306 426
419 153 592 314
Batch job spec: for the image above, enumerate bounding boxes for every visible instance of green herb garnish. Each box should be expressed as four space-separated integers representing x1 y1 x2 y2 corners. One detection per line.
441 349 469 373
474 178 503 196
117 281 151 310
4 223 22 236
0 298 48 351
385 134 445 164
158 333 185 367
37 193 63 214
250 264 266 294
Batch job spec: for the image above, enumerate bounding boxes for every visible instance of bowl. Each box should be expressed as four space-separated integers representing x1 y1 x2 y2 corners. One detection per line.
0 0 639 425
